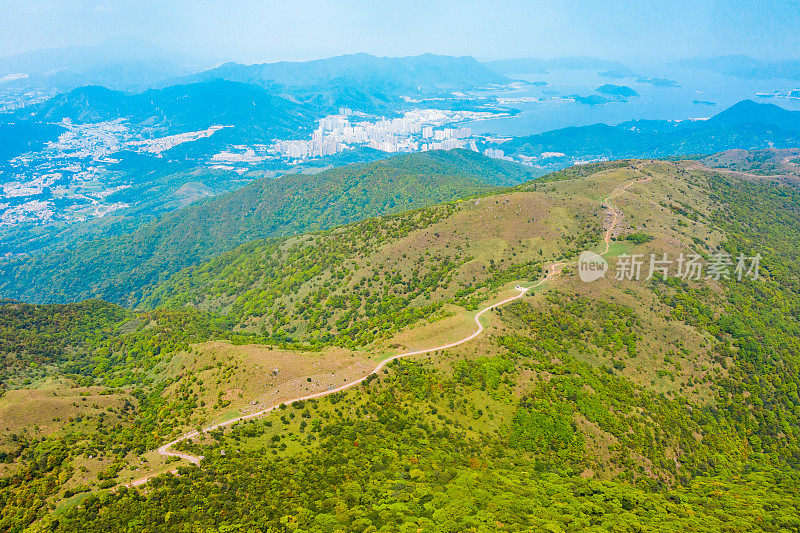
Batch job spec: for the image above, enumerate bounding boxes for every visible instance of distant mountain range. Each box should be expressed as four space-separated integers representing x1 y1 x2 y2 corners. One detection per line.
21 79 318 140
171 53 509 110
0 150 536 306
5 42 796 104
503 100 800 160
178 53 508 92
670 55 800 80
483 57 636 77
481 57 683 87
0 37 200 92
484 54 800 82
1 47 509 112
3 51 511 130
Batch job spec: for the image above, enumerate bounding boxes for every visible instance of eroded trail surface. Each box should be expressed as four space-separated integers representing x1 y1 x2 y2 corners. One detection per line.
602 175 653 254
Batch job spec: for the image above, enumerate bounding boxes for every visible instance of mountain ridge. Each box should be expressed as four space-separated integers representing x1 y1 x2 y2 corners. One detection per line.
21 79 317 139
170 53 509 109
0 149 537 306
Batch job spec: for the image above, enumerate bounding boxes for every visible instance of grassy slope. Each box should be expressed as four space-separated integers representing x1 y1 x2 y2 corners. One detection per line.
138 164 601 348
116 159 724 396
0 150 536 307
699 147 800 177
6 157 800 530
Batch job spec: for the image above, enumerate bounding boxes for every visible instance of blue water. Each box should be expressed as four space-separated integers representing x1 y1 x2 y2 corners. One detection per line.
468 67 800 136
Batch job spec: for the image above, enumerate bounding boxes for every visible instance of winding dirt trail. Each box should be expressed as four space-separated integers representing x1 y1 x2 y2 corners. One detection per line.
129 174 649 488
601 174 653 254
128 275 555 487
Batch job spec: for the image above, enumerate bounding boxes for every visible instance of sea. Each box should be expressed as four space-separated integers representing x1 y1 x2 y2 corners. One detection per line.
467 67 800 137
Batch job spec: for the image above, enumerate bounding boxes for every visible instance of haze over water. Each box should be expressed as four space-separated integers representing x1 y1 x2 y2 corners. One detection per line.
470 68 800 136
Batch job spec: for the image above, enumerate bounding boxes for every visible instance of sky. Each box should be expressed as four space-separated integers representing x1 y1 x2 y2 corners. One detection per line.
1 0 798 64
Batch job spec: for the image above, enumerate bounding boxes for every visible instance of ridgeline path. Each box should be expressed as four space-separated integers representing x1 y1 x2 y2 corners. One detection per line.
129 174 650 488
601 175 653 254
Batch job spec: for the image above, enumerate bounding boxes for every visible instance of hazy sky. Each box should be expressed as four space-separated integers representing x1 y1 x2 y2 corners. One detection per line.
1 0 798 63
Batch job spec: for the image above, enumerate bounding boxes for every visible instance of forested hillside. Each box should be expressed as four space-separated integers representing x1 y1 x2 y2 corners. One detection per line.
21 80 318 140
0 150 536 306
176 53 509 109
4 157 800 531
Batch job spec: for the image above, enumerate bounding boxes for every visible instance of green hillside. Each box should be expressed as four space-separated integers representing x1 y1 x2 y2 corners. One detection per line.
0 150 537 306
4 157 800 531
